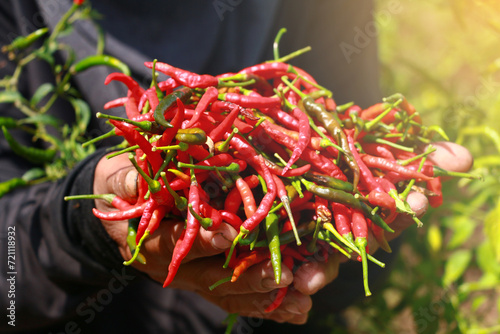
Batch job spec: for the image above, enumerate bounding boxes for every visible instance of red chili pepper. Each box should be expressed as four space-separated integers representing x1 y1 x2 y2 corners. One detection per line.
220 210 244 229
240 156 277 233
362 143 395 161
110 120 164 174
145 87 160 112
315 196 332 224
219 92 281 109
163 177 201 288
427 176 443 208
238 61 291 80
209 105 240 142
185 86 218 128
368 190 396 213
351 208 371 296
264 255 294 313
261 120 346 180
110 195 134 210
104 73 144 109
135 199 159 243
199 200 222 231
92 202 148 221
331 202 353 240
360 154 432 181
265 160 311 177
157 98 185 147
145 205 168 236
131 112 155 123
260 107 299 130
230 250 269 282
347 132 378 192
368 218 392 253
145 61 219 88
235 176 258 219
283 107 311 174
224 175 259 214
104 96 127 110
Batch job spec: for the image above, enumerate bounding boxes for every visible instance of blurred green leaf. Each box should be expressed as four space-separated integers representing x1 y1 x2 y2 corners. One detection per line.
484 198 500 262
427 224 443 253
476 239 500 277
0 90 22 103
20 114 62 128
447 217 476 250
471 295 487 313
443 249 472 287
30 83 54 107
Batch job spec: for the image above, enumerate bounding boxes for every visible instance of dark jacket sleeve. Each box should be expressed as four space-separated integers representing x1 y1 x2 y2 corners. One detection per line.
0 1 136 331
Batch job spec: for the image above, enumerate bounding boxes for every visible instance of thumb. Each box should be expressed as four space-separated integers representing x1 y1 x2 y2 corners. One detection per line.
94 153 138 205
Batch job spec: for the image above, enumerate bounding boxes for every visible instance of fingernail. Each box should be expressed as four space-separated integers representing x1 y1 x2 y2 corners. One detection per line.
285 304 303 315
211 232 232 250
262 278 286 289
125 169 138 199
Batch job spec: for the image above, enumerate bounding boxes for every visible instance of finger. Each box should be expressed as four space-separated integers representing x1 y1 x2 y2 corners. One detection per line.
201 289 311 324
427 142 473 173
386 191 428 241
94 153 138 207
157 220 239 261
173 257 293 295
293 254 340 295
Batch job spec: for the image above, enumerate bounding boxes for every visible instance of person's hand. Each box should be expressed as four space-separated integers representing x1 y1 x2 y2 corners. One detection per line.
381 141 473 245
92 153 338 324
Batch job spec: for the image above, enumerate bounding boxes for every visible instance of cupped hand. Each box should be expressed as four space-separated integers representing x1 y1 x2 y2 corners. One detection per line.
384 141 473 242
92 153 321 324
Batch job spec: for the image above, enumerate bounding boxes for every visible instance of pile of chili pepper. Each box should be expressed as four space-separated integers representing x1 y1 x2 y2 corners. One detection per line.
75 52 480 310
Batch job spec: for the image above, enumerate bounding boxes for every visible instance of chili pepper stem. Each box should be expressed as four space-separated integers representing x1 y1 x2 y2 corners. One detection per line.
433 166 483 180
223 232 244 268
209 276 232 291
281 196 301 246
153 142 189 152
161 172 187 211
324 223 385 268
398 146 436 166
82 128 117 147
272 27 287 60
188 203 213 229
216 128 239 153
123 230 150 266
64 193 115 204
355 237 372 297
177 162 241 173
306 217 322 254
106 145 139 159
270 45 312 64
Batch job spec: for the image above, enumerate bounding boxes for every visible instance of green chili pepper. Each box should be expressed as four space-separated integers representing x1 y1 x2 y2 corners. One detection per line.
0 178 27 198
2 126 56 164
254 220 316 248
0 117 18 129
154 88 192 128
282 77 360 189
301 178 394 233
96 112 163 134
264 213 282 284
70 54 131 76
304 171 354 193
175 128 207 145
238 225 260 247
2 27 49 52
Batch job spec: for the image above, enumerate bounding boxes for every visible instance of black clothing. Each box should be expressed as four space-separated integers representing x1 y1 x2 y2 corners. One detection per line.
0 1 385 333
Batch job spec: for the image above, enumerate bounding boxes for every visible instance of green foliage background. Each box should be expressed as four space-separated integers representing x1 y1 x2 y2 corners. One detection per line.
331 1 500 333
